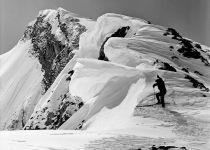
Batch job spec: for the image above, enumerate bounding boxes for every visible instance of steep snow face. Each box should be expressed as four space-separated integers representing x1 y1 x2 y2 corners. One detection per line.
59 59 155 130
0 8 94 130
0 40 43 130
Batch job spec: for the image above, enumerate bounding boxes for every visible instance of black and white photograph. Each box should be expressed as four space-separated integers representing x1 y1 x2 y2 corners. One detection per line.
0 0 209 149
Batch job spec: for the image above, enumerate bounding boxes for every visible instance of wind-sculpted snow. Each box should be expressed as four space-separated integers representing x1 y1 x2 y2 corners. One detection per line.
77 13 149 59
59 13 210 136
0 41 43 130
0 8 210 149
59 59 155 130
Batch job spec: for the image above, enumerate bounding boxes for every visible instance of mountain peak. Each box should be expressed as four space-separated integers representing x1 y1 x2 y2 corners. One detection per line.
57 7 67 12
37 9 57 20
21 8 91 93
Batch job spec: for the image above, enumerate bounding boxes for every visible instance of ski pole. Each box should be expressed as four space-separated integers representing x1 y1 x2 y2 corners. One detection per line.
153 87 156 104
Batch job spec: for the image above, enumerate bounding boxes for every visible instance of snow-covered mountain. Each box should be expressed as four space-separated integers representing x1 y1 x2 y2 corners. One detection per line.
0 7 210 149
0 8 94 130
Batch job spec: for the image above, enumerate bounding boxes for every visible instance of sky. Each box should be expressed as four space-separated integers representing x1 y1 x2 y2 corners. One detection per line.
0 0 209 54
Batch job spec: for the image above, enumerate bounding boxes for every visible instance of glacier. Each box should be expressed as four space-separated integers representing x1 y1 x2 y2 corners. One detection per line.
0 7 210 150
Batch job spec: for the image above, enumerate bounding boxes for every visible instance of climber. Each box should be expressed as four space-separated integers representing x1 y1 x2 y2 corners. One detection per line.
153 75 167 108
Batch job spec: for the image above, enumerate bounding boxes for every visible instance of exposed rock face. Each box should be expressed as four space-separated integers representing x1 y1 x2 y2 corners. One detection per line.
24 93 83 130
154 60 177 72
22 8 87 93
185 75 209 92
163 28 210 66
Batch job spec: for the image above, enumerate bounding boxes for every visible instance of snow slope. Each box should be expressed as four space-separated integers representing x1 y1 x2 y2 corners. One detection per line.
0 40 43 130
0 8 210 149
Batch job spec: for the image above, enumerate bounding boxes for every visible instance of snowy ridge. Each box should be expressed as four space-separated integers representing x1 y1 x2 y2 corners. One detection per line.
59 13 210 132
0 8 210 149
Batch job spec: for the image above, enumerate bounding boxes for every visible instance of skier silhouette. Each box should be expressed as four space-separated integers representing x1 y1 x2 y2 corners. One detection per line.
153 75 167 107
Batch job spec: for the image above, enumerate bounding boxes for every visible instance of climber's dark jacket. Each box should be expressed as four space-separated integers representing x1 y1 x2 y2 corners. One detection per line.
153 77 166 94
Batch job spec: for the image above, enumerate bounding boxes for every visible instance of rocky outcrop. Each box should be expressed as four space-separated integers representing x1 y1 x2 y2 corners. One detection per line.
22 9 87 93
24 93 83 130
185 75 209 92
163 28 210 67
